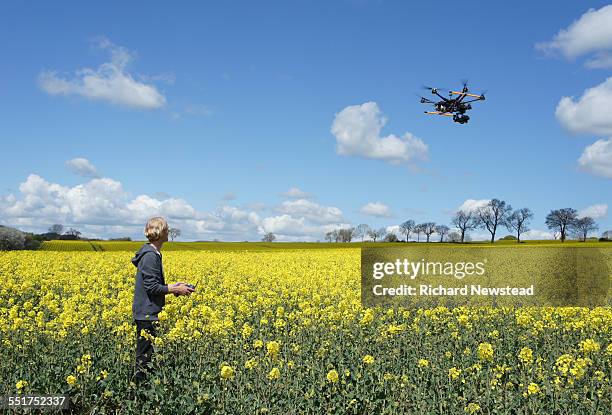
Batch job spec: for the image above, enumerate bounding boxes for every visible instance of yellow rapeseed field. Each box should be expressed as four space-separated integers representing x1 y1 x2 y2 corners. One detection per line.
0 249 610 414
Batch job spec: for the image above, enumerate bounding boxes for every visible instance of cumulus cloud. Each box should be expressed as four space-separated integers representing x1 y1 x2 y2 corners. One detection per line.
38 37 166 110
331 102 428 165
457 199 490 213
521 230 555 240
276 198 344 224
0 173 350 242
556 78 612 135
536 5 612 68
359 202 392 217
578 138 612 178
65 158 100 178
579 203 608 219
281 187 311 199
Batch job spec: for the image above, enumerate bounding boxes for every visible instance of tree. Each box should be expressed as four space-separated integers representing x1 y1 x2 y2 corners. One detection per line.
447 231 461 242
399 220 415 242
354 224 371 242
0 226 26 250
422 222 436 242
545 208 578 242
451 210 478 243
262 232 276 242
337 227 356 242
505 207 533 243
384 232 399 242
602 230 612 240
573 217 598 242
48 224 64 235
413 223 426 242
476 199 513 243
324 231 334 243
368 227 386 242
168 228 181 241
65 228 82 239
435 225 450 242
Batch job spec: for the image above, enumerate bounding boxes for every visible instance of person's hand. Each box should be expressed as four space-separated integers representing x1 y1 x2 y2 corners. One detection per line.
169 282 195 296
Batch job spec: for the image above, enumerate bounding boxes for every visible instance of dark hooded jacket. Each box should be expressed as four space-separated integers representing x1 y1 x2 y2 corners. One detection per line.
132 243 169 321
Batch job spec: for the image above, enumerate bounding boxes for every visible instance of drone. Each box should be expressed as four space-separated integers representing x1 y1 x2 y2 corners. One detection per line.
418 81 486 124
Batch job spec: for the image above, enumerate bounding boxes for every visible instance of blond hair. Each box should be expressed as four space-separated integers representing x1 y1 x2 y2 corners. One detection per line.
144 217 169 242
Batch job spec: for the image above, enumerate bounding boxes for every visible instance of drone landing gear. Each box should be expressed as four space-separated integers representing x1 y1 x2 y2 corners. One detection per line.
453 114 470 124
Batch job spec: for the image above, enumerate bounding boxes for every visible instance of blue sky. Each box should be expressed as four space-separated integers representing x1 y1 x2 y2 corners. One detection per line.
0 1 610 241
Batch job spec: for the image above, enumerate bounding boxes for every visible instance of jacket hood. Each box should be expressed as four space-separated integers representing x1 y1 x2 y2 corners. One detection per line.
131 243 158 267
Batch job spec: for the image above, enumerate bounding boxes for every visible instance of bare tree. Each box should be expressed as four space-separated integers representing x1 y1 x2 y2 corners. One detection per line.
262 232 276 242
476 199 513 243
338 227 356 242
384 232 399 242
355 224 370 242
545 208 578 242
168 228 182 241
435 225 450 242
65 228 82 239
422 222 436 242
573 217 598 242
505 208 533 243
368 227 386 242
48 224 64 235
399 220 415 242
452 210 478 243
324 231 334 243
447 231 461 242
413 223 426 242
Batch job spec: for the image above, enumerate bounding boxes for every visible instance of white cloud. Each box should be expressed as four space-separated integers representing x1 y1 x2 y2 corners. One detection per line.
521 230 555 240
276 198 344 223
578 138 612 178
360 202 392 217
536 5 612 68
331 102 428 165
38 37 166 110
281 187 310 199
457 199 490 213
0 173 351 242
65 158 100 178
385 224 401 235
579 203 608 219
556 78 612 135
258 214 350 240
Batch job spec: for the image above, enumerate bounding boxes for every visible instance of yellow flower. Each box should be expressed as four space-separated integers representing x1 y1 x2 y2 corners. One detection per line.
418 359 429 368
81 353 92 367
266 341 280 358
267 367 280 380
465 402 481 414
241 323 253 338
245 358 258 370
518 347 533 364
362 355 375 365
477 342 494 361
220 365 235 380
448 367 461 381
253 339 264 349
526 382 540 395
16 380 28 390
326 369 339 383
66 375 77 386
579 339 600 354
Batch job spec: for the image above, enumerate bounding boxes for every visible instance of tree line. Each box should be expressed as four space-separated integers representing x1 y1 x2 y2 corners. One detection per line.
323 199 607 243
